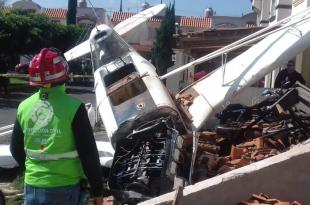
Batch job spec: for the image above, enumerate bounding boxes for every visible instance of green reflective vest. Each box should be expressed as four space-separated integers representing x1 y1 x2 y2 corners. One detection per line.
17 85 84 188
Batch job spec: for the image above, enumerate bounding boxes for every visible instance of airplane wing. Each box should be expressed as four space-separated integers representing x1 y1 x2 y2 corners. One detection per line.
64 40 90 62
64 4 166 62
114 4 166 36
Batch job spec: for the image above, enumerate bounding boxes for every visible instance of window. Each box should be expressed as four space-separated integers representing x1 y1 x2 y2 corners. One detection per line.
109 76 147 106
91 30 130 71
103 63 147 106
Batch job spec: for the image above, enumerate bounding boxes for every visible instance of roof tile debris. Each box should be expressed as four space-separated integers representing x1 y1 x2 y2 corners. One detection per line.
238 193 302 205
177 83 310 183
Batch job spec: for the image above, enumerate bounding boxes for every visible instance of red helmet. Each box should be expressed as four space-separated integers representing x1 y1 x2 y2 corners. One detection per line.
29 48 69 86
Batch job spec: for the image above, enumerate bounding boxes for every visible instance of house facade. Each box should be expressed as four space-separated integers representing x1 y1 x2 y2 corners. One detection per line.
166 9 258 94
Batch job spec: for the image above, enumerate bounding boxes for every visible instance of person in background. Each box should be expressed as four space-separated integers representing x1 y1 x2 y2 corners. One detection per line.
10 48 103 205
274 60 305 88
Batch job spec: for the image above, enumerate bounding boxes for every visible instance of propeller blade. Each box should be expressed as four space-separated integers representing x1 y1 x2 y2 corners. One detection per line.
64 4 166 62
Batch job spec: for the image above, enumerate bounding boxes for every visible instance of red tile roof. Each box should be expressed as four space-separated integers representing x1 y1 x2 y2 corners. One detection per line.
246 23 257 28
180 16 212 28
44 8 67 19
0 6 12 13
111 11 161 23
0 6 67 19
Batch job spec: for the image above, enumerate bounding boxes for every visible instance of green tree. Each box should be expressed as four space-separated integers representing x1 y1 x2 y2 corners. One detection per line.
0 10 84 72
67 0 77 25
152 3 175 77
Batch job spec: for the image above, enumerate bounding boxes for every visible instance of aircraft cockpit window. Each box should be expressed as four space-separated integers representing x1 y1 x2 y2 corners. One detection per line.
104 63 136 87
109 76 147 106
91 31 130 71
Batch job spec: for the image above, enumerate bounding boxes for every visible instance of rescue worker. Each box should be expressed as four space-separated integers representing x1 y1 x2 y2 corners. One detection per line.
10 48 103 205
274 60 305 88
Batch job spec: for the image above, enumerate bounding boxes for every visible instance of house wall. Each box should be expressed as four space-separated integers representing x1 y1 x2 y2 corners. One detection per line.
77 7 107 25
139 142 310 205
293 0 310 87
252 0 270 26
166 50 194 94
212 16 247 28
274 0 292 22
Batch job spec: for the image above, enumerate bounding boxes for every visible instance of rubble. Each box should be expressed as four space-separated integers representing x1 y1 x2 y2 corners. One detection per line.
238 193 302 205
139 84 310 205
191 84 310 183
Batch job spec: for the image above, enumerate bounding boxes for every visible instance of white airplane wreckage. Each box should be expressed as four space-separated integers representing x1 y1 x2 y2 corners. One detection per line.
1 4 310 204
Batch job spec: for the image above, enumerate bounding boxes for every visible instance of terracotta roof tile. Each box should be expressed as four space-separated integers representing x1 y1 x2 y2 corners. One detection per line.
111 11 161 23
44 8 67 19
0 6 12 13
180 16 212 28
0 6 68 19
246 23 257 28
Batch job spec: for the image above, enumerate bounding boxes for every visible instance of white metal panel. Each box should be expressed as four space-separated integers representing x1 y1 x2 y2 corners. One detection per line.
130 53 178 109
114 4 166 36
129 52 158 76
94 69 118 139
96 141 115 168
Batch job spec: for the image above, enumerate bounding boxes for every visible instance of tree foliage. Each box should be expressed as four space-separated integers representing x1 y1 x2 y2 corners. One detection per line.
151 3 175 76
0 9 84 72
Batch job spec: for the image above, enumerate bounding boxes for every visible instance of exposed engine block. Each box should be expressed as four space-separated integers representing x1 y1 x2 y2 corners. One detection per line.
109 117 183 201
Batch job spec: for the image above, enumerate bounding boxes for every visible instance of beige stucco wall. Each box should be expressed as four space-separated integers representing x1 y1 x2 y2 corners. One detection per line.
139 142 310 205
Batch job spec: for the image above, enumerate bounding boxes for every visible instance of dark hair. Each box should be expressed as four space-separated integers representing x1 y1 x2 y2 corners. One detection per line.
287 60 295 66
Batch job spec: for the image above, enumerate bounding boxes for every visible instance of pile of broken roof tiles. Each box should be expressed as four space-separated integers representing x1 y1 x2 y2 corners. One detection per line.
238 193 301 205
191 84 310 182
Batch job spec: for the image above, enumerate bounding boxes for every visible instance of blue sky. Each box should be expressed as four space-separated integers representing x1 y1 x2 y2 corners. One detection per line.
7 0 253 17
